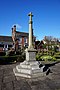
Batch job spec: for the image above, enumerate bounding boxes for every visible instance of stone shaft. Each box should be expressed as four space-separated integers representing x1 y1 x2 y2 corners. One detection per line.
28 12 33 49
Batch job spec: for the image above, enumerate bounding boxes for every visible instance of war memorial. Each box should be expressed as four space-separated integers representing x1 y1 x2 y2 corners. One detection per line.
0 12 60 90
13 12 44 78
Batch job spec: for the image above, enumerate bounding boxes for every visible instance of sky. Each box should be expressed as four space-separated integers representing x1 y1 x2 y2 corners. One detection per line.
0 0 60 40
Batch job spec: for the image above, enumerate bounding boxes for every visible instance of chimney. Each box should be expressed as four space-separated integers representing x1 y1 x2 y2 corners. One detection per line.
12 28 13 33
13 25 16 32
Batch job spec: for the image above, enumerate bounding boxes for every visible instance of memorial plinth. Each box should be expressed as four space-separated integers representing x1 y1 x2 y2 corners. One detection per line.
13 12 44 78
13 50 44 78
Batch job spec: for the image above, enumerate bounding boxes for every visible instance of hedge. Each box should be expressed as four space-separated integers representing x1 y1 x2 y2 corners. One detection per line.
0 55 25 64
0 52 6 56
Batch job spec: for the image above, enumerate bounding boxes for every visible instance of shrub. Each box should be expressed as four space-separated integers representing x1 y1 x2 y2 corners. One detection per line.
6 50 15 56
17 54 25 62
36 53 56 61
40 55 56 61
54 55 60 59
53 52 60 60
55 52 60 55
0 55 18 64
0 51 6 56
36 53 42 61
0 54 25 64
36 54 41 61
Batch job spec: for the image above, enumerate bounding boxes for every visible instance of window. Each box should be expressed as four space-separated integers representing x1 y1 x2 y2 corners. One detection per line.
19 37 22 44
24 37 27 43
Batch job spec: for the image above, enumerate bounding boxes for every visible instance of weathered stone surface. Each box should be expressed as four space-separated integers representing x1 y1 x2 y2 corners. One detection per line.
26 51 36 61
0 85 1 90
2 82 13 90
0 62 60 90
3 75 16 83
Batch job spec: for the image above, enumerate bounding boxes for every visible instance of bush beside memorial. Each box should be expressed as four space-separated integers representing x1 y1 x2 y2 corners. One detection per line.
36 52 60 61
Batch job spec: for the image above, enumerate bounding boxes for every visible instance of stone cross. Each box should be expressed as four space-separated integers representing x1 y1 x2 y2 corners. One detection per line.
13 12 44 78
28 12 33 49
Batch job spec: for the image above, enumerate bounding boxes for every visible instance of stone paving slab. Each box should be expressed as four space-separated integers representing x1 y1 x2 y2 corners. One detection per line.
0 62 60 90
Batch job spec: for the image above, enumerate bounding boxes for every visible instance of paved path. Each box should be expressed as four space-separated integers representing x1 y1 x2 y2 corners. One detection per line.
0 62 60 90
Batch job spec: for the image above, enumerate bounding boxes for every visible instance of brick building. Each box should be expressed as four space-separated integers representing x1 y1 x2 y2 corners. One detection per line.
0 36 13 51
0 25 36 51
12 25 36 49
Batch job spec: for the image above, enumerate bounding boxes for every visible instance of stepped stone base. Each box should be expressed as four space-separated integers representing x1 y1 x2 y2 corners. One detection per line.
13 60 45 78
13 48 45 78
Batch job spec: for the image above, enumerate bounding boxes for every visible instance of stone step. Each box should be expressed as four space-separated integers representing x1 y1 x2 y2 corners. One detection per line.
17 64 39 69
16 65 45 74
13 68 45 78
20 60 39 66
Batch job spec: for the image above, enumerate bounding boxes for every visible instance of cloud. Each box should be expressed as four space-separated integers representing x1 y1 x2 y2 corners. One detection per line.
12 24 22 30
